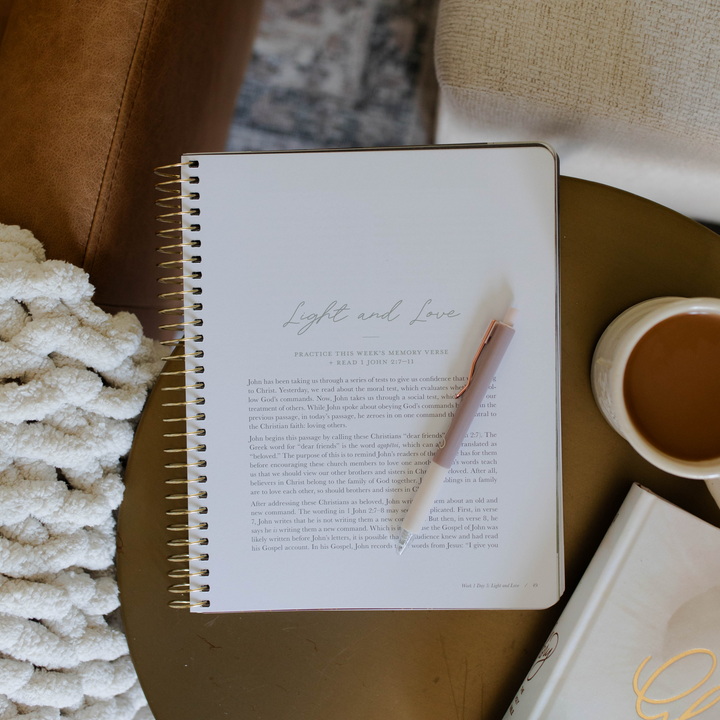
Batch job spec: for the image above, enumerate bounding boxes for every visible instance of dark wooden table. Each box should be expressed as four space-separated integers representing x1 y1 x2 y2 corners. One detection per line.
119 177 720 720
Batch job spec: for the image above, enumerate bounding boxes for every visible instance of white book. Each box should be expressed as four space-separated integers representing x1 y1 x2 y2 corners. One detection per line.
502 483 720 720
168 144 563 612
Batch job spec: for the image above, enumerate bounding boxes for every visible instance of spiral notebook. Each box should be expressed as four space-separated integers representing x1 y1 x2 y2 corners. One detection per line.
155 144 563 613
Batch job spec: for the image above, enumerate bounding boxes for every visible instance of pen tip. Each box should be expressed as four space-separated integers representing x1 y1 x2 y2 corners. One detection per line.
396 528 414 556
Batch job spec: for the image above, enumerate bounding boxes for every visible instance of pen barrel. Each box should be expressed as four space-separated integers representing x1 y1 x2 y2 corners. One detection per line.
401 462 451 533
434 322 515 468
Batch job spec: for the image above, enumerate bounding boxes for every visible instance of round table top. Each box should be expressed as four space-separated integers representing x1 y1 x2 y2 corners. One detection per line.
118 176 720 720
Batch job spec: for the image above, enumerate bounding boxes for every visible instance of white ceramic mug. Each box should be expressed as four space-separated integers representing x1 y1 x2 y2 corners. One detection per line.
591 297 720 505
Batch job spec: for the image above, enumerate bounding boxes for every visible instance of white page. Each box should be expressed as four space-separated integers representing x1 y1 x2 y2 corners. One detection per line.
180 145 561 612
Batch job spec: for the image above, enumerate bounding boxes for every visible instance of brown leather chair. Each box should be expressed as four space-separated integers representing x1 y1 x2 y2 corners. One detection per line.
0 0 261 336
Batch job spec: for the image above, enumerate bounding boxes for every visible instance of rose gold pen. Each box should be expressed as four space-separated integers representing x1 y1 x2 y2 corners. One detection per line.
396 307 519 555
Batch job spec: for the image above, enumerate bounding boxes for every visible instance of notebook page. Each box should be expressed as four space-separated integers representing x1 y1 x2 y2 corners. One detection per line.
182 145 561 612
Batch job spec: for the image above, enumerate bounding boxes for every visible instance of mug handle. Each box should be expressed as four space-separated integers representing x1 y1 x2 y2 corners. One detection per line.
706 479 720 510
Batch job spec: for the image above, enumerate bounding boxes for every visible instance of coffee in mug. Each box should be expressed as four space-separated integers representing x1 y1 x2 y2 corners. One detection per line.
623 311 720 462
591 298 720 499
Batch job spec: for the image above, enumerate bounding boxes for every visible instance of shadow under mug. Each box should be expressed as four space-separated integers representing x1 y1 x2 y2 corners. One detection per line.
591 297 720 505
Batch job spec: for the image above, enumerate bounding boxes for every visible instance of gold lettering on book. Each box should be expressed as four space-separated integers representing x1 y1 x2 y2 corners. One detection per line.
633 649 720 720
526 632 558 681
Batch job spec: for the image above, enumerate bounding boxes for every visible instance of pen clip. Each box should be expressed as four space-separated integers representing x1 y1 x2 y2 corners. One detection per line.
455 320 497 399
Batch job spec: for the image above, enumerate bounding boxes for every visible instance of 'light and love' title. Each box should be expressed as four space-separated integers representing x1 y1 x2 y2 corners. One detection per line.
283 299 460 336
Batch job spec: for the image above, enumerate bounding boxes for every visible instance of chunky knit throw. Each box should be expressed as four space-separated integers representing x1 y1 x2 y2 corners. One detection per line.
0 224 163 719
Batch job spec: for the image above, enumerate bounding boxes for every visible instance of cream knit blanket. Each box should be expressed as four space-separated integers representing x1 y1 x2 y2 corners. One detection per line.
0 224 163 719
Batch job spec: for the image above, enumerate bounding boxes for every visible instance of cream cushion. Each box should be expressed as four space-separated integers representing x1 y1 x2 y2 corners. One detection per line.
435 0 720 222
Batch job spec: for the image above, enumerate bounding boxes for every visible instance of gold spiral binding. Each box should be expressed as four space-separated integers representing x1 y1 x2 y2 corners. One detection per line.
163 413 205 424
164 444 207 454
166 489 208 499
166 506 208 516
165 478 206 488
168 568 209 578
157 241 200 256
158 335 203 348
167 522 209 532
169 600 209 609
155 193 199 210
156 160 209 609
169 584 210 594
167 538 209 548
158 288 202 300
164 460 206 473
158 304 202 316
168 553 209 563
157 272 201 285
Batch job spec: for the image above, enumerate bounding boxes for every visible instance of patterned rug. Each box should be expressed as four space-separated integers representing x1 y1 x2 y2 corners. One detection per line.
226 0 438 152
